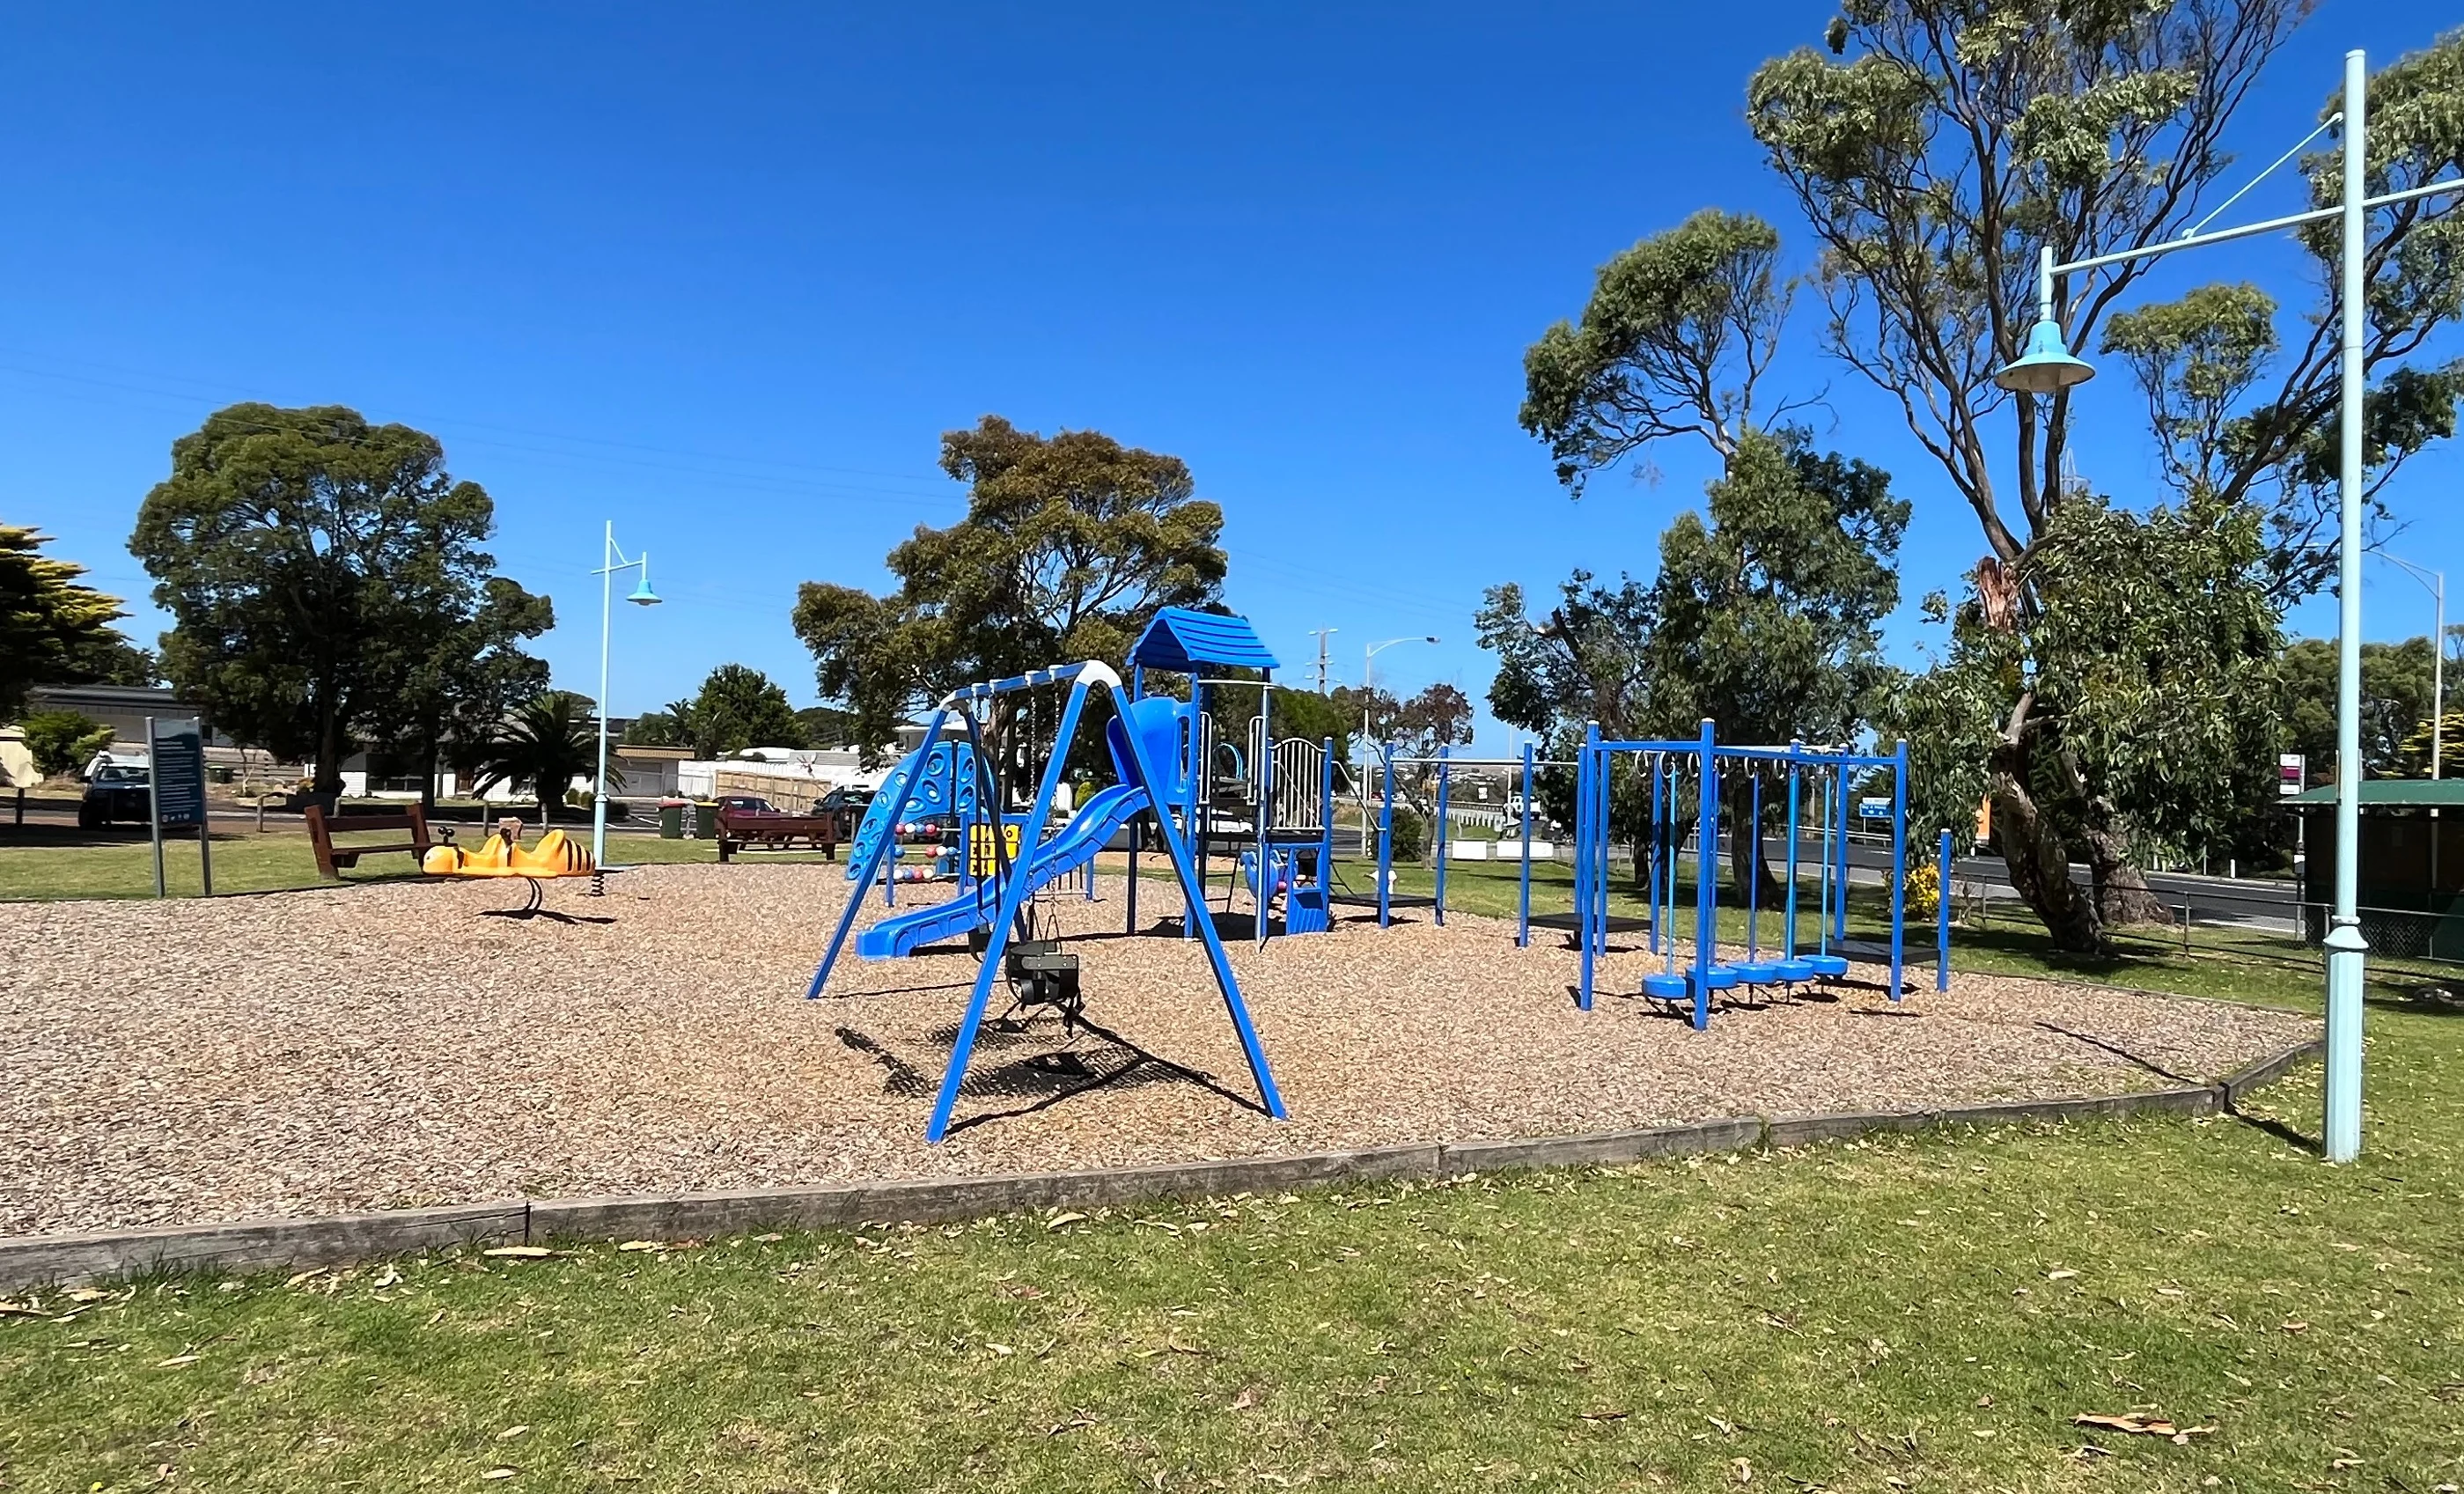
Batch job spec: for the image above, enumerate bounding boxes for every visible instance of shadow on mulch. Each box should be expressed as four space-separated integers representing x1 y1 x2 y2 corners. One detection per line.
835 1012 1263 1130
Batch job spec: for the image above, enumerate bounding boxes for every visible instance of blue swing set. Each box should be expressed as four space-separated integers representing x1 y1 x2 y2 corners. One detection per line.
805 659 1285 1143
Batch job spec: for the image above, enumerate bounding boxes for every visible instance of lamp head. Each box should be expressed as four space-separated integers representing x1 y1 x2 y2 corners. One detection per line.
628 566 661 607
1994 318 2096 394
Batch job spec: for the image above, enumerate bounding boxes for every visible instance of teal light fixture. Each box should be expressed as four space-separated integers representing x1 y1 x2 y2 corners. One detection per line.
628 564 661 606
1993 317 2095 394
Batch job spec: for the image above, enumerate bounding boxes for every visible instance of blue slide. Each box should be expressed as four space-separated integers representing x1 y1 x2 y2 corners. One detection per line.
852 783 1146 959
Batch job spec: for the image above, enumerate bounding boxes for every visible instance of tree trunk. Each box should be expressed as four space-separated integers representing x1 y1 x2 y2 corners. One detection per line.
313 693 346 797
1724 795 1785 909
2077 818 2174 926
1989 769 2107 954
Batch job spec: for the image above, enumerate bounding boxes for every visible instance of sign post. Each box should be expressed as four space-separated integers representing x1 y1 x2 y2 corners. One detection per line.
147 717 212 897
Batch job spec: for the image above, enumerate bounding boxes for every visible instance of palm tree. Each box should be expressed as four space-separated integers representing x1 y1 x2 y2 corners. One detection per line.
467 693 614 827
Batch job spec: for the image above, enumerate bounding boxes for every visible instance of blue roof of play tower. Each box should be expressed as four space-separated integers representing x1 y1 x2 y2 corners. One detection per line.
1129 607 1279 673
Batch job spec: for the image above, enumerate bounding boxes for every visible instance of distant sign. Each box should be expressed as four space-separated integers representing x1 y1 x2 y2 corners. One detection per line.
1857 796 1891 821
150 719 208 828
2278 752 2306 797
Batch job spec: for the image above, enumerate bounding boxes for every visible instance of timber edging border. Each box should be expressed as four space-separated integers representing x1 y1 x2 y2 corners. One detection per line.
0 1038 2323 1292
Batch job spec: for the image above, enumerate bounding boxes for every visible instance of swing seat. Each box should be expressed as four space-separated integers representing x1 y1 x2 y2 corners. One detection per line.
1774 957 1817 984
1805 953 1850 980
1640 972 1690 1002
1693 964 1742 992
1732 960 1780 986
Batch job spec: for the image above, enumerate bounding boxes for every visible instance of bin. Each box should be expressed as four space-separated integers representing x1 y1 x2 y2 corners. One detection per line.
693 802 719 839
658 799 686 839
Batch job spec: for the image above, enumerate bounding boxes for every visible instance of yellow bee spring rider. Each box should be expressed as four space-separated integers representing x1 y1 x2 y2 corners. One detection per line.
423 819 600 920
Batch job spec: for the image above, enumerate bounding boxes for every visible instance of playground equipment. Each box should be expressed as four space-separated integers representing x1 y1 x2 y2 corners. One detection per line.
1348 741 1575 946
1571 721 1911 1027
1122 608 1337 946
844 739 979 887
423 824 599 918
807 657 1284 1143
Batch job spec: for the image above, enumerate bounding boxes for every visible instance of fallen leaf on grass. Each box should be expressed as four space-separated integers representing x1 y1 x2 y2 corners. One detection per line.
1578 1409 1629 1423
617 1241 665 1254
2281 1321 2310 1333
1225 1387 1261 1412
482 1247 555 1260
64 1288 109 1304
482 1468 520 1481
155 1354 200 1368
1046 1212 1088 1232
2046 1269 2078 1281
0 1302 45 1318
1732 1456 1753 1483
496 1425 529 1440
2071 1413 2215 1443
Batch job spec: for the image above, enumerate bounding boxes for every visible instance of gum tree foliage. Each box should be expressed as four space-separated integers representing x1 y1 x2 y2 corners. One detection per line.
0 524 126 718
1484 431 1908 894
386 576 554 811
1746 8 2464 951
2279 634 2439 780
1892 496 2284 901
21 710 116 779
129 405 548 795
793 416 1226 759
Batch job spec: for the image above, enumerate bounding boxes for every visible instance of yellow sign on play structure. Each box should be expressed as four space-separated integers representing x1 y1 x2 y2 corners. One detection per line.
967 821 1022 879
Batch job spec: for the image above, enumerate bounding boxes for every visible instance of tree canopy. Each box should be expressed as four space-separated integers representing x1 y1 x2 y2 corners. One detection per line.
1733 9 2464 948
129 404 549 793
793 416 1227 752
671 664 807 759
1 523 128 719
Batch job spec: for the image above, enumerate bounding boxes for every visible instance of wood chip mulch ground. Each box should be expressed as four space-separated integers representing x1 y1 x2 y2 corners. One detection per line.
0 863 2316 1237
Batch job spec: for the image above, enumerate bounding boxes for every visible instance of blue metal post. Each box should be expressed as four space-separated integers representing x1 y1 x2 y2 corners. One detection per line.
1691 720 1717 1029
1936 827 1953 992
1578 725 1600 1011
1432 745 1451 926
1517 740 1534 948
1378 741 1395 929
809 706 950 997
1319 735 1336 927
927 682 1095 1140
1888 739 1909 1000
1126 664 1143 935
1106 682 1285 1125
1784 744 1802 960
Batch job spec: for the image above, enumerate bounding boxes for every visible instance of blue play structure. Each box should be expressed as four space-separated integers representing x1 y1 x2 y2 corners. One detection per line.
844 738 979 886
1122 608 1338 946
1571 720 1912 1027
807 658 1286 1142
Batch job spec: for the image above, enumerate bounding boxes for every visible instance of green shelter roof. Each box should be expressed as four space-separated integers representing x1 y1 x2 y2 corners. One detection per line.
2283 779 2464 808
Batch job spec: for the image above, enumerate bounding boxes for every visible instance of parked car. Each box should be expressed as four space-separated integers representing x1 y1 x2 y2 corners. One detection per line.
817 785 875 815
78 763 151 828
716 793 777 816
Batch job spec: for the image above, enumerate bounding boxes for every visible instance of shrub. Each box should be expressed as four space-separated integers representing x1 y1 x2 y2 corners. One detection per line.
1901 858 1941 919
23 711 114 778
1384 806 1430 864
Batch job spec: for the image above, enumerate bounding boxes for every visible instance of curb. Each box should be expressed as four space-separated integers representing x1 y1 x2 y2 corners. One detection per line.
0 1039 2319 1292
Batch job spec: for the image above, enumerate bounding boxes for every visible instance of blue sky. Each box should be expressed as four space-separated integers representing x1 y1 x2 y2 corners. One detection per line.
4 3 2456 750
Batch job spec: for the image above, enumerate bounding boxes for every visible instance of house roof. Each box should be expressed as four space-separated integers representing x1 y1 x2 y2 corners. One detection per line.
2284 779 2464 808
1129 607 1279 674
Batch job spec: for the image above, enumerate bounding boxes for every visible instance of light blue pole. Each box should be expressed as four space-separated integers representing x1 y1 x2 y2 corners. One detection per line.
1937 828 1953 992
1888 739 1909 1000
2323 49 2371 1164
1691 719 1717 1030
1433 745 1451 926
1517 740 1534 948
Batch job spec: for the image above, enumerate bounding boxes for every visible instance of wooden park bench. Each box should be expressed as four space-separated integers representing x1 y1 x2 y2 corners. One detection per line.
716 805 847 864
304 803 433 879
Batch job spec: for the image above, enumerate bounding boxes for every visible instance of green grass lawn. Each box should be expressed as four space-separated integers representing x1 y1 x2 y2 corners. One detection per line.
0 829 835 902
5 834 2460 1488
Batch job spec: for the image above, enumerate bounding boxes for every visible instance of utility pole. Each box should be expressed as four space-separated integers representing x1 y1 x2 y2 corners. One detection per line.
1307 629 1336 694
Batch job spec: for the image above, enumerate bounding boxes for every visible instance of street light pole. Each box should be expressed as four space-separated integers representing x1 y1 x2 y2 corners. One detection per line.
1995 48 2464 1164
2378 553 2446 784
592 522 662 877
1360 634 1439 830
